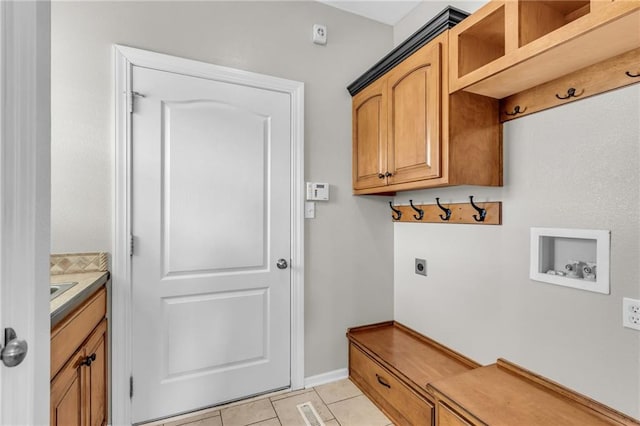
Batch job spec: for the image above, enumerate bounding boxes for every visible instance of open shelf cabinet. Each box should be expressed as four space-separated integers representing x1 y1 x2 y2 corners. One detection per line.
450 0 640 99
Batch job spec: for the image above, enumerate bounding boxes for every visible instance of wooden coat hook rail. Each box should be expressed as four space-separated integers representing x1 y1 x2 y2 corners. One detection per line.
389 196 502 225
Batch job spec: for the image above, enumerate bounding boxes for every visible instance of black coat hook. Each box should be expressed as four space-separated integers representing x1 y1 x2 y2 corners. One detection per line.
555 87 583 100
626 71 640 78
435 197 451 221
409 200 424 220
469 196 486 222
389 202 402 221
504 105 526 116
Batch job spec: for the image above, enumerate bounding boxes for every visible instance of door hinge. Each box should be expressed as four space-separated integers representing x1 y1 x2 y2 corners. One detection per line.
130 375 134 399
128 91 145 114
129 234 134 256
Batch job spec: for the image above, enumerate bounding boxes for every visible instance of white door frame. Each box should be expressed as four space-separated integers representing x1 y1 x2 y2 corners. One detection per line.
0 1 51 425
112 45 305 425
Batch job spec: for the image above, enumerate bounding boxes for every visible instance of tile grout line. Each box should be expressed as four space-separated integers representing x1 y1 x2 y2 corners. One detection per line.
312 386 329 406
266 396 282 426
244 415 280 426
326 393 364 407
310 389 336 422
323 391 339 426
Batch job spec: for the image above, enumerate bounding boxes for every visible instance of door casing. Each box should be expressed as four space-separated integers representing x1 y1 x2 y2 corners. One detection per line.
112 45 305 425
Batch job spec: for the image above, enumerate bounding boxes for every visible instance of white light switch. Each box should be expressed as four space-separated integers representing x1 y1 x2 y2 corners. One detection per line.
305 202 316 219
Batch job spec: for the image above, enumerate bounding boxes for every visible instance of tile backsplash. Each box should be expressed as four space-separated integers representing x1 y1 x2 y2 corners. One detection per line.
50 252 109 275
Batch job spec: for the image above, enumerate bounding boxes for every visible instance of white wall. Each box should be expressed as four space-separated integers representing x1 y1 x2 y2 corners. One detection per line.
51 1 394 378
394 4 640 418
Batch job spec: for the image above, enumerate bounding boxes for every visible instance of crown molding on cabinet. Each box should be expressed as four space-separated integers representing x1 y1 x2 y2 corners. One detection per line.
347 6 469 96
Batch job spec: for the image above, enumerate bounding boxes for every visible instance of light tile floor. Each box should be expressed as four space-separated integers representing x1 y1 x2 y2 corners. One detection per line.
141 379 393 426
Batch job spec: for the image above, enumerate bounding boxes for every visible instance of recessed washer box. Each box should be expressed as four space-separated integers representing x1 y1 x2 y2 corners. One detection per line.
530 227 610 294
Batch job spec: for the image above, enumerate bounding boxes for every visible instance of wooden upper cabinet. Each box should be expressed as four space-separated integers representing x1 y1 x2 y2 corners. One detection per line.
350 29 502 195
352 78 387 191
387 42 441 185
449 0 640 98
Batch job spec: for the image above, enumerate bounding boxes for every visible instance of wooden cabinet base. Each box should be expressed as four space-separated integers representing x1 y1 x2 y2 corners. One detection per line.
51 285 108 426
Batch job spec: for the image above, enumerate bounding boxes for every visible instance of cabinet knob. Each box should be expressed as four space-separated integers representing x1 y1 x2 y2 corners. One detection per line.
377 173 385 179
81 353 97 367
385 172 393 177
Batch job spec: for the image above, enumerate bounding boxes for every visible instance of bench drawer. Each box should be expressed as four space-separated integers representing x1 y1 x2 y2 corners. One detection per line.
350 343 434 426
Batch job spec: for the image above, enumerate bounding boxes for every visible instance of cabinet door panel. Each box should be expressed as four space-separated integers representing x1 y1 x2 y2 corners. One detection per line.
86 320 108 426
387 42 441 184
352 79 387 190
51 353 84 426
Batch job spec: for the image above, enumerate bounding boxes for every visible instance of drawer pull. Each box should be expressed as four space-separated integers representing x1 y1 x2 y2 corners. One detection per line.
376 373 391 389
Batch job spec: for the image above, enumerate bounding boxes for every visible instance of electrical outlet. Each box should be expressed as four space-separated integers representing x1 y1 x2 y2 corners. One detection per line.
415 258 427 276
622 297 640 330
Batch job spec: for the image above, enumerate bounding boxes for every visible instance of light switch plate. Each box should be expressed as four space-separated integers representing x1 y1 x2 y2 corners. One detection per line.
304 202 315 219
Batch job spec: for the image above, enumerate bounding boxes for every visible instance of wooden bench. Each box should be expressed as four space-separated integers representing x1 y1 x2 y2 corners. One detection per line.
347 321 480 426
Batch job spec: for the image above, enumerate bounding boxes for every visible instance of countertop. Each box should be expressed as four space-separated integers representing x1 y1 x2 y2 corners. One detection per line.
50 271 109 328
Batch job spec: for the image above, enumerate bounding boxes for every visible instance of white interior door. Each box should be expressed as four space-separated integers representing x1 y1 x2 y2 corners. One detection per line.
0 1 50 425
131 65 292 423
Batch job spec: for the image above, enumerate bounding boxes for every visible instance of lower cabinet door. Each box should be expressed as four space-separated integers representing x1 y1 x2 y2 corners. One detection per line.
51 352 84 426
86 320 108 426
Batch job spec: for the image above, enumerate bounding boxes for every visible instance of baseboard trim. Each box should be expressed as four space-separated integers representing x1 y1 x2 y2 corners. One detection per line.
303 368 348 388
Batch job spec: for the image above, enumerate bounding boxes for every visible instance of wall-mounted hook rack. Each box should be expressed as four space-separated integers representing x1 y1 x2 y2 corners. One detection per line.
389 198 501 225
500 49 640 123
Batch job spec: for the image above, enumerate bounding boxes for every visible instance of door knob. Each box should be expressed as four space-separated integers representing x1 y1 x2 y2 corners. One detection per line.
0 328 28 367
276 259 288 270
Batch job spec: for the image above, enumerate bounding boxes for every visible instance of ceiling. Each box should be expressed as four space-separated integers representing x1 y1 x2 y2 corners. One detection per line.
316 0 423 25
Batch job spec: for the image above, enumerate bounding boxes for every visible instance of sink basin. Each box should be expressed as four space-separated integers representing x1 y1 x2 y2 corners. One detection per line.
50 282 77 300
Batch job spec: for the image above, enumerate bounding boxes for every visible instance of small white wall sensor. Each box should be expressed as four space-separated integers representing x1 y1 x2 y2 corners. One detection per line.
306 182 329 201
313 24 327 45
